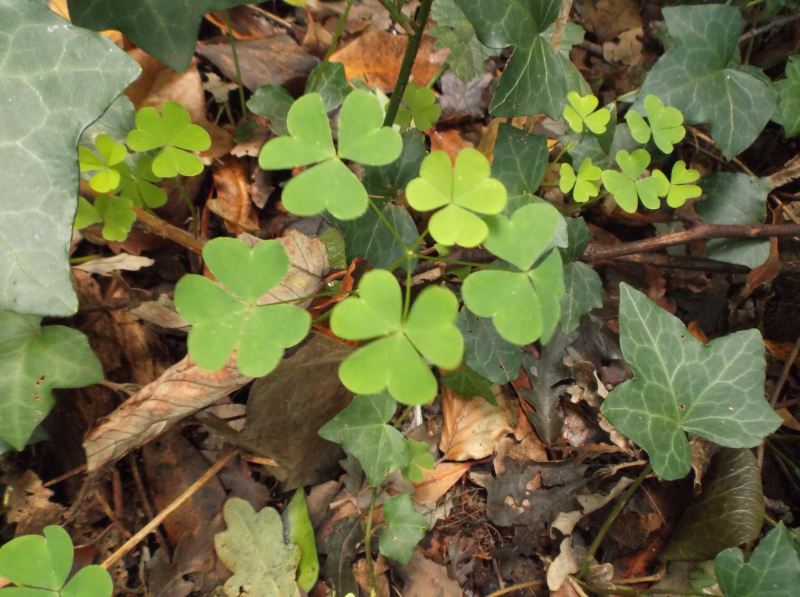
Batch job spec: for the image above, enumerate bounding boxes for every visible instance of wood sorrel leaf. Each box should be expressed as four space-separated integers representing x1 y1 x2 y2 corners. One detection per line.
402 439 435 483
0 313 103 450
483 203 562 271
563 92 610 135
625 95 686 154
559 159 602 203
636 169 670 210
0 526 76 592
635 5 775 159
79 134 127 192
338 90 403 164
601 283 781 480
666 160 701 208
113 156 167 209
406 148 507 247
399 83 442 131
174 238 311 377
319 391 410 486
94 194 136 242
380 494 430 565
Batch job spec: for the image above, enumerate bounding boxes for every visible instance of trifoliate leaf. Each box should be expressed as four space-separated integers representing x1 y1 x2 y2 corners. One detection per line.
94 194 136 242
126 101 211 177
399 83 442 131
559 158 602 203
635 5 776 159
666 160 701 208
319 392 410 486
454 0 566 118
491 123 549 215
775 55 800 138
601 149 669 212
625 95 686 154
715 523 800 597
379 494 430 565
214 498 301 597
0 0 140 316
248 85 294 136
113 156 167 209
306 62 351 112
259 91 402 220
330 270 463 405
563 92 611 135
283 490 319 591
79 134 128 192
482 203 562 271
67 0 246 72
601 283 781 480
441 367 497 406
0 312 103 452
402 439 435 483
406 149 507 247
174 238 311 377
430 0 499 83
74 197 102 231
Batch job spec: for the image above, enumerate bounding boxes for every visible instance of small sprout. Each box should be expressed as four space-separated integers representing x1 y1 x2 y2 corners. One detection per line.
563 91 611 135
126 101 211 178
601 149 669 212
94 194 136 242
559 158 603 202
625 95 686 154
666 160 702 208
79 134 128 192
395 82 442 131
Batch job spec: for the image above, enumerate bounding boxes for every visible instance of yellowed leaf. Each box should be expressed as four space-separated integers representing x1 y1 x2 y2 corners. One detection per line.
439 386 515 461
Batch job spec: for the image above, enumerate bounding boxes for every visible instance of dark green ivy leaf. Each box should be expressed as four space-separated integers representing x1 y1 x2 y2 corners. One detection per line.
441 367 497 406
491 123 549 216
457 308 522 384
248 85 294 136
305 62 351 112
454 0 566 118
363 129 426 200
559 218 601 334
635 5 777 159
775 55 800 138
430 0 499 83
380 494 430 565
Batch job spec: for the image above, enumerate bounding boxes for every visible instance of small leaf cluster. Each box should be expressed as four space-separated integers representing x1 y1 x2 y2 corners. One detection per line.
77 101 209 241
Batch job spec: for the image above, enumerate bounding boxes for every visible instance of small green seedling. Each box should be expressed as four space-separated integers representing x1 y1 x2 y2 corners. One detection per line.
113 156 168 208
401 439 435 482
461 203 565 345
666 160 702 208
395 82 442 131
563 91 611 134
258 90 403 220
559 158 602 202
78 134 128 192
174 238 311 377
0 525 112 597
625 95 686 154
127 101 211 178
601 149 669 212
405 149 507 247
330 269 463 405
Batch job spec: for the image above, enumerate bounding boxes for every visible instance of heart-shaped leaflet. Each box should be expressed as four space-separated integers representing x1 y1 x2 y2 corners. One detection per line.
667 160 702 207
338 89 404 164
483 202 562 271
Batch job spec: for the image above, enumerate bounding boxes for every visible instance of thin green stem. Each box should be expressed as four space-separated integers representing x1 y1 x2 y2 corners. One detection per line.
375 0 415 34
766 440 800 476
369 198 408 250
383 0 435 127
563 191 608 216
388 254 410 272
223 11 247 116
363 486 379 592
577 463 652 578
544 136 578 180
403 254 413 321
175 180 198 237
223 100 235 126
411 226 429 252
425 62 448 89
309 0 355 92
394 404 414 428
69 254 100 265
311 310 333 326
413 253 518 273
268 289 357 307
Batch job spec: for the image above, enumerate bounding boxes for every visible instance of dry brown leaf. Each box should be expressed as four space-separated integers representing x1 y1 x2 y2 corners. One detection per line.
206 6 277 39
603 28 644 66
210 155 259 235
5 471 66 536
412 462 472 503
687 321 708 344
439 386 515 461
578 0 643 44
393 552 462 597
354 555 390 597
303 16 333 57
72 254 154 276
494 433 548 475
429 129 474 163
745 238 780 297
777 408 800 432
330 30 447 92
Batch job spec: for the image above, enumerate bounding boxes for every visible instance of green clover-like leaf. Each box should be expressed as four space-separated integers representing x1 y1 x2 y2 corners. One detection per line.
462 250 565 346
126 101 211 177
601 283 781 480
319 391 410 486
601 149 669 212
93 194 136 242
379 493 430 565
74 197 102 231
398 82 442 131
402 439 435 483
259 91 402 220
666 160 701 208
482 202 562 271
625 95 686 154
113 156 167 209
330 270 463 405
406 149 507 247
563 92 611 135
78 134 128 192
174 238 311 377
559 158 602 203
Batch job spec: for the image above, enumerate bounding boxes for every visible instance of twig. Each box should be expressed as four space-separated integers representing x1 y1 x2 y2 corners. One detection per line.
376 0 416 34
601 252 752 274
484 580 544 597
101 449 236 569
771 332 800 408
248 5 294 31
127 453 171 561
43 465 87 488
363 486 379 592
133 207 206 254
94 491 132 539
740 12 800 41
548 0 574 52
223 10 248 115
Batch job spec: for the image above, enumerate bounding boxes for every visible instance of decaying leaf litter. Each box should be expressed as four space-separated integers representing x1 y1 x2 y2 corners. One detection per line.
2 0 800 596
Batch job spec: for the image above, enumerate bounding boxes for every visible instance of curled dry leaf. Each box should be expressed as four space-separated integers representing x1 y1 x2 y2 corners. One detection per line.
84 231 328 470
412 461 472 503
602 28 644 67
210 155 259 235
439 385 515 461
5 471 66 536
72 253 155 276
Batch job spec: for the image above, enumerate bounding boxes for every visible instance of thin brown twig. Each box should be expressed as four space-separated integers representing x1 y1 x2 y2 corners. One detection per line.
484 580 544 597
133 207 206 254
127 454 171 560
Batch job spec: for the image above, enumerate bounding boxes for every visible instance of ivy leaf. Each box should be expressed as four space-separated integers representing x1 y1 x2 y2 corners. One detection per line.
543 22 591 95
482 203 562 271
406 149 507 247
601 150 669 212
601 283 781 480
457 309 522 384
214 498 301 597
454 0 566 118
560 219 601 334
305 62 351 112
78 134 128 193
67 0 246 72
625 95 686 154
563 92 611 135
379 494 430 565
559 158 602 203
319 391 410 486
113 156 168 209
0 0 139 316
695 173 772 268
491 123 549 215
248 85 294 136
330 270 463 405
283 490 319 591
774 55 800 138
666 160 702 208
715 523 800 597
363 129 426 200
635 5 776 159
441 367 497 406
398 83 442 131
174 238 311 377
430 0 499 83
0 312 103 452
94 194 136 242
402 439 435 483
